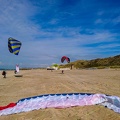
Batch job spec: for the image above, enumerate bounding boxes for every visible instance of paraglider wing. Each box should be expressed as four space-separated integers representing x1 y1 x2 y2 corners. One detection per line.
67 57 70 63
0 93 120 115
8 37 22 55
61 56 70 63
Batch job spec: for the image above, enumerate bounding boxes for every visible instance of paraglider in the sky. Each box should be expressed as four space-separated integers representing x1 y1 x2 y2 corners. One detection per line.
8 37 22 55
61 56 70 73
61 56 70 63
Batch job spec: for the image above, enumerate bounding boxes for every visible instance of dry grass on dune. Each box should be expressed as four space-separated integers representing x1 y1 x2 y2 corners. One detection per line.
0 69 120 120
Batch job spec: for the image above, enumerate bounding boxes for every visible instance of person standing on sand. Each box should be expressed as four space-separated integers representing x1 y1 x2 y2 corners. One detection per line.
2 71 7 78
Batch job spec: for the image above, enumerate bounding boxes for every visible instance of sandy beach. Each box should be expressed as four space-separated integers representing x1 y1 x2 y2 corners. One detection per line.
0 69 120 120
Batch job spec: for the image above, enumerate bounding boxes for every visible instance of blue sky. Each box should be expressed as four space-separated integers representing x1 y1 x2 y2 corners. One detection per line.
0 0 120 69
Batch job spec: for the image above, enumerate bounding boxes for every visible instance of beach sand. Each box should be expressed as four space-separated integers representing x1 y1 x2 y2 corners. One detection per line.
0 69 120 120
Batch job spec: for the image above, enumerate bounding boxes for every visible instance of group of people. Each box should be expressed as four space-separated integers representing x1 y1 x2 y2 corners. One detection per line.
2 69 64 78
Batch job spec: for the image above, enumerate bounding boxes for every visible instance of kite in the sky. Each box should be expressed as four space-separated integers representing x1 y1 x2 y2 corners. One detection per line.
8 37 22 55
0 93 120 116
61 56 70 63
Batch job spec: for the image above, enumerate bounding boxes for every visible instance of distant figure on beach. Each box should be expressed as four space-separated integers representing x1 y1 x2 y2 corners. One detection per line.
2 71 7 78
62 70 64 74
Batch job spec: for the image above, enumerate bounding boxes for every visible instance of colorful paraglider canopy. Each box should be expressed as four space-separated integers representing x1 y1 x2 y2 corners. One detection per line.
0 93 120 115
61 56 70 63
8 37 22 55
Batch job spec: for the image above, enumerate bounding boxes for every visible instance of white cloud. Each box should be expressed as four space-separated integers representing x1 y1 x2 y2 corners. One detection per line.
0 0 119 68
112 15 120 24
95 19 103 24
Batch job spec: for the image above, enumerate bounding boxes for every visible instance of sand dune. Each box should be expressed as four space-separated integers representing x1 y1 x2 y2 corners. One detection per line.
0 69 120 120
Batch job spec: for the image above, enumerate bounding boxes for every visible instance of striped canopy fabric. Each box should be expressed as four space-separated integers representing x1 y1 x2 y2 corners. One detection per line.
8 37 22 55
0 93 120 116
